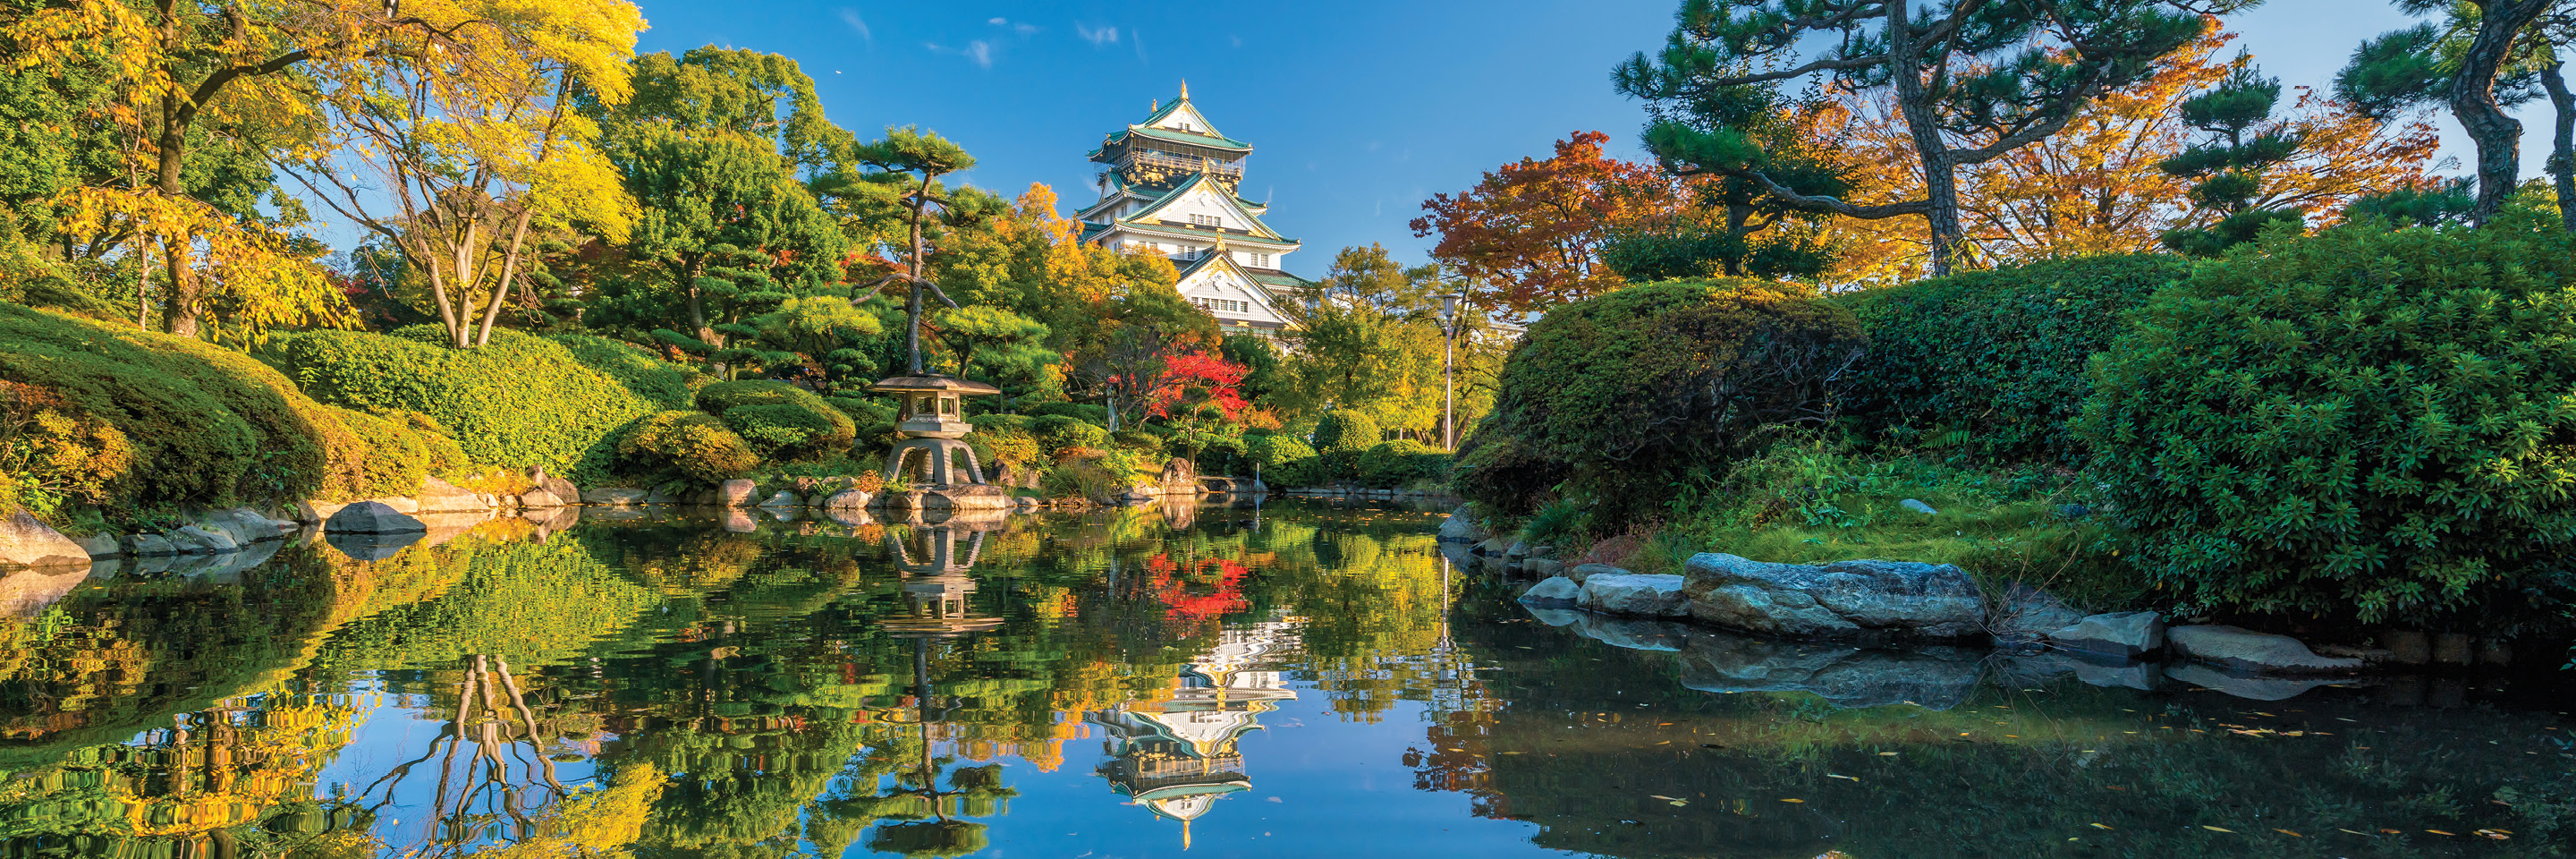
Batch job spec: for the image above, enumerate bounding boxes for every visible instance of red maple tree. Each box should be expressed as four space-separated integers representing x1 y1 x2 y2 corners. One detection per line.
1411 131 1687 314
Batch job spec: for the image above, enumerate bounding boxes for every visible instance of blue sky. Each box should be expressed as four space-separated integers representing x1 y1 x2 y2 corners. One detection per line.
633 1 2463 279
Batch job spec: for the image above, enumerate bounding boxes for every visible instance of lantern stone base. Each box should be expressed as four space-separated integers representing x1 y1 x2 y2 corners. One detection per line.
886 438 986 487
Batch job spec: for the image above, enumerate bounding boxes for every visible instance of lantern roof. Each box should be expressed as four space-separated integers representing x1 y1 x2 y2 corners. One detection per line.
871 375 1002 395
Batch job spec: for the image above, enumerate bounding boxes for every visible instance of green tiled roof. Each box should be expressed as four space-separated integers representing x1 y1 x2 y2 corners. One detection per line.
1247 271 1315 290
1116 125 1253 152
1119 219 1298 247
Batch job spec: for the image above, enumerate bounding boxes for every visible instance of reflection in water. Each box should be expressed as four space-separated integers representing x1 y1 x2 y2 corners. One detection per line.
0 499 2567 859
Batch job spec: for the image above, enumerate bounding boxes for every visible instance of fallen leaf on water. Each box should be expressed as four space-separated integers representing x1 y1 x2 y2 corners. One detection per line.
2203 826 2236 833
2273 829 2302 837
2427 829 2456 836
1667 800 1687 806
1877 752 1899 756
1826 774 1858 781
1500 752 1524 755
2379 829 2402 834
2089 823 2113 830
2337 829 2370 836
1650 795 1679 801
2476 829 2512 840
1780 798 1804 804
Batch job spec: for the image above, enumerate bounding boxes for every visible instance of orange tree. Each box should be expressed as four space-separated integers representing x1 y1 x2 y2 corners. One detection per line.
1411 131 1683 315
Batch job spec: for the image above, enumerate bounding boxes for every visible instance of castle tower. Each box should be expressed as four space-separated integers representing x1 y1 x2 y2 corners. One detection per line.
1076 81 1313 340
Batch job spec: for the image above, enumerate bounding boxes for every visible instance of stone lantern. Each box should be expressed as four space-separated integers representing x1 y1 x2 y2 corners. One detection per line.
871 374 1002 487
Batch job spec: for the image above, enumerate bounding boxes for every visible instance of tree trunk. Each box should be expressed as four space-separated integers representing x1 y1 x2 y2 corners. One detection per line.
2453 0 2550 226
2544 61 2576 232
1885 0 1964 275
155 105 199 336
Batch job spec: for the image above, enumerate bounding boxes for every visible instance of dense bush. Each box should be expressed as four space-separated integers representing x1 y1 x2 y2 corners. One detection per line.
0 303 457 515
1459 279 1865 518
269 327 689 482
966 426 1042 472
825 395 896 425
1837 254 2188 464
2079 225 2576 624
1359 439 1440 487
1033 415 1111 455
545 334 702 409
1023 401 1107 424
693 380 856 459
1112 428 1165 451
1246 434 1318 486
617 411 760 483
1313 410 1379 454
965 412 1032 432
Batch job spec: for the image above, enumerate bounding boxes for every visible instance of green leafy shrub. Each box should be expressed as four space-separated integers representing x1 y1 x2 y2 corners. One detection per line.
1359 439 1435 488
1041 457 1127 502
545 334 702 409
1024 401 1107 424
1313 410 1380 453
693 380 856 460
0 303 454 514
966 412 1032 432
1112 428 1165 451
1246 434 1318 486
2079 225 2576 624
268 327 686 483
617 411 760 483
1034 416 1111 455
825 395 896 425
966 426 1041 471
1837 254 2188 464
1459 279 1865 519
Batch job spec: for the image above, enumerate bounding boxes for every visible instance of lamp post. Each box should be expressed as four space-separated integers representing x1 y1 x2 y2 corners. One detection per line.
1439 293 1462 450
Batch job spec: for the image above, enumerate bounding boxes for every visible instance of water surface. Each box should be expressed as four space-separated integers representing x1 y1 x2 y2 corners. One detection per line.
1 499 2568 859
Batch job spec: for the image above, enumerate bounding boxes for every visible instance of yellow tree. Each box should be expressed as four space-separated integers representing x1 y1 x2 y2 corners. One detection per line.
274 0 644 348
5 0 369 337
1821 31 2445 281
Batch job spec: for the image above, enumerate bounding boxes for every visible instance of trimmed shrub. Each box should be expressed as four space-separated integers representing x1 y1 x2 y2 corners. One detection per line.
693 380 856 460
1112 428 1165 451
1313 410 1380 454
1034 415 1111 455
1359 439 1434 487
546 334 701 409
1246 434 1318 485
617 411 759 483
965 412 1031 432
0 303 453 514
967 428 1042 472
1837 253 2188 464
1024 401 1107 424
1459 279 1865 518
826 395 898 425
2080 225 2576 624
268 327 686 483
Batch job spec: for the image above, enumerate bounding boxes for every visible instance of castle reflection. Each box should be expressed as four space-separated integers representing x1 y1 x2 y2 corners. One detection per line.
1089 619 1300 848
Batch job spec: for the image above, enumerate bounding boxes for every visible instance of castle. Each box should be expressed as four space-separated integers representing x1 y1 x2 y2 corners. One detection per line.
1075 81 1313 339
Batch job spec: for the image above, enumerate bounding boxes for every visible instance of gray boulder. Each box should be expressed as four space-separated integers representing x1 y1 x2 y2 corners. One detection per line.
824 489 874 509
2048 611 2165 660
757 490 801 509
166 524 239 554
1523 606 1585 627
202 507 288 545
2166 625 2363 675
1473 537 1510 557
1517 575 1582 608
520 488 564 509
326 500 428 535
326 529 423 561
1682 553 1987 641
718 479 759 506
0 507 90 567
415 477 488 514
1987 583 2086 646
1567 563 1628 584
72 532 123 558
583 487 650 506
1568 613 1691 651
531 469 580 506
1674 631 1984 710
1522 557 1565 579
1580 573 1691 618
129 532 177 557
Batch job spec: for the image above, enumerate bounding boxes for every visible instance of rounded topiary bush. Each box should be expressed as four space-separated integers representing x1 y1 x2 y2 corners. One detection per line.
1459 279 1865 517
825 395 896 426
1246 434 1318 486
1313 410 1380 454
1024 401 1107 424
1836 253 2188 464
1360 439 1434 488
695 380 856 459
617 411 760 483
2079 224 2576 624
1033 415 1110 455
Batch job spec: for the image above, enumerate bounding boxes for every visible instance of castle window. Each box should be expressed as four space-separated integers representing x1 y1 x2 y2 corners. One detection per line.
1187 213 1220 227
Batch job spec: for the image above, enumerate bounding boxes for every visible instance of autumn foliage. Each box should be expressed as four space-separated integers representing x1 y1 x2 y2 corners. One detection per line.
1411 131 1684 314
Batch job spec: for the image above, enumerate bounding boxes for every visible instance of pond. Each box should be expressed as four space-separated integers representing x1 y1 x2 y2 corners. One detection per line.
1 499 2570 859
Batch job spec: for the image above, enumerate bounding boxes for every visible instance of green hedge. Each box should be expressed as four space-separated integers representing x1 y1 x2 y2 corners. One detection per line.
1358 439 1449 488
1460 279 1865 518
2079 225 2576 624
0 303 451 514
694 380 855 460
1837 254 2188 464
268 327 692 483
1033 415 1111 455
617 411 759 483
1246 434 1318 486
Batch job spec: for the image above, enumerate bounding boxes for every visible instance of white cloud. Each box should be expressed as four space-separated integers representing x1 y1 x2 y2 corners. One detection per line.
838 8 871 45
965 39 993 68
987 16 1004 24
989 17 1038 35
1076 22 1119 46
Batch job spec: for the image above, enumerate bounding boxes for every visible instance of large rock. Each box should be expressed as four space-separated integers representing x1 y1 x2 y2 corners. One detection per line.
824 489 874 509
72 532 123 558
530 469 580 507
1517 576 1582 608
0 566 89 617
326 528 423 561
1580 573 1691 618
1987 582 2086 646
757 490 801 509
519 488 564 509
2048 611 2165 660
0 507 90 567
1674 631 1985 710
718 479 759 507
1682 553 1987 641
129 532 177 557
326 500 429 535
1473 537 1510 557
165 524 240 555
415 477 489 514
582 487 651 506
2166 625 2363 675
1566 613 1692 651
1522 557 1565 579
200 507 289 546
1567 563 1628 584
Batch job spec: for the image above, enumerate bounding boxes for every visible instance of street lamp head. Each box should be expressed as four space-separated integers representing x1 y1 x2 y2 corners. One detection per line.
1440 293 1459 319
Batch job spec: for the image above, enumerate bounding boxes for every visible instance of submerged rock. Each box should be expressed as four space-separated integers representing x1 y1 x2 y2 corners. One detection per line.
1674 631 1984 710
1566 612 1692 651
2167 625 2363 675
1987 582 2086 646
2048 611 2165 660
2165 662 2354 702
166 524 239 554
0 508 89 568
415 477 489 514
326 529 423 561
582 487 650 506
1518 576 1582 608
1682 553 1987 641
1580 573 1690 618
